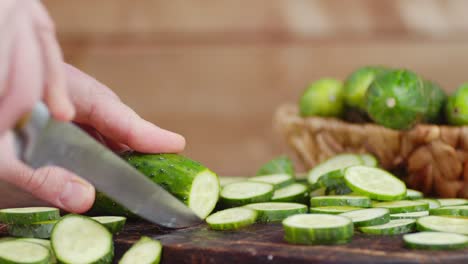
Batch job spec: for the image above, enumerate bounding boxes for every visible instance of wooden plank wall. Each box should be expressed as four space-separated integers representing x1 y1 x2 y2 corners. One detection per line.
43 0 468 175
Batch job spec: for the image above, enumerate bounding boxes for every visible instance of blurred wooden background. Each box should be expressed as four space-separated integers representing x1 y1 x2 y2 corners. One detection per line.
43 0 468 176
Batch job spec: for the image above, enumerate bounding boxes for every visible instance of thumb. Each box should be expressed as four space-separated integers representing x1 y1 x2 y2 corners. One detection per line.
0 161 95 213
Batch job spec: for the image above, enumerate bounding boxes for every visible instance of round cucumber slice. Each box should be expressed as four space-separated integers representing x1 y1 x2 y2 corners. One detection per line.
309 206 361 215
372 200 429 214
220 181 274 207
248 174 294 189
417 199 441 209
405 189 423 200
417 215 468 235
7 220 57 239
271 183 309 204
308 154 363 185
429 205 468 217
390 211 429 219
0 239 50 264
92 216 127 234
219 177 248 187
119 236 162 264
51 215 114 264
344 166 406 201
403 231 468 250
206 207 257 231
282 214 353 245
244 202 308 223
436 198 468 207
359 219 416 235
0 207 60 225
310 195 371 208
360 154 378 167
310 187 327 197
18 238 56 264
340 208 390 227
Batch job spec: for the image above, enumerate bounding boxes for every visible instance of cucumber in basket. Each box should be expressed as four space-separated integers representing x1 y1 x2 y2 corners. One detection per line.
0 207 60 225
343 165 406 201
0 239 51 264
248 174 294 189
403 231 468 250
206 207 258 230
359 219 416 235
119 236 162 264
51 214 114 264
372 200 429 214
220 181 274 207
340 208 390 227
256 155 295 177
310 195 371 208
429 205 468 217
123 152 220 219
271 183 309 204
244 202 308 223
308 153 363 185
282 214 353 245
7 220 57 239
417 215 468 235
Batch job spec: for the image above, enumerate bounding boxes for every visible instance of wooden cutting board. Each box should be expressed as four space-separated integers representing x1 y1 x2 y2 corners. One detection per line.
2 221 467 263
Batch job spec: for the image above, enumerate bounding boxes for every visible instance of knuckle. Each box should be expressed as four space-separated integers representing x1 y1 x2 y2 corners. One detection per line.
26 167 57 194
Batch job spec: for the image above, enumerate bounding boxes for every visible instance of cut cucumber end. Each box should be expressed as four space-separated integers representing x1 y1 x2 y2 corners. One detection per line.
403 231 468 250
119 236 162 264
189 170 220 219
51 215 114 264
206 207 258 231
0 239 50 264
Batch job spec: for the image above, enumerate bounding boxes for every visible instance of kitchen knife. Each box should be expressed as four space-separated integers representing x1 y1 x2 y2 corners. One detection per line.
14 102 202 228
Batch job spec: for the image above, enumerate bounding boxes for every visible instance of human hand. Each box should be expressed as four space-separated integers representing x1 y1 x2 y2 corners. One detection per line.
0 64 186 213
0 0 75 135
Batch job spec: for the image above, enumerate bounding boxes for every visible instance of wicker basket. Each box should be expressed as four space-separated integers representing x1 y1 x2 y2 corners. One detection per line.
274 103 468 199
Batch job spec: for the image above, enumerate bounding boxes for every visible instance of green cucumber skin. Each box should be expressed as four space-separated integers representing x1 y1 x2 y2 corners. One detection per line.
51 215 114 264
207 211 258 231
359 222 416 235
256 155 295 177
429 206 468 217
7 221 56 239
283 220 353 245
423 80 447 124
309 207 361 215
352 214 390 228
310 196 371 208
404 241 468 250
124 152 218 206
372 201 429 214
220 191 274 208
0 209 60 225
245 206 308 223
89 192 138 219
272 185 309 204
91 217 126 234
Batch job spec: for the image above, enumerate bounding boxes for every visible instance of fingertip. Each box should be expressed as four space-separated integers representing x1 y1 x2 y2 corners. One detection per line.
48 98 76 122
58 176 95 213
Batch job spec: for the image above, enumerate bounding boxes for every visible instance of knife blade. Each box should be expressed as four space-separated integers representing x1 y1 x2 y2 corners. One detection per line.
14 102 202 228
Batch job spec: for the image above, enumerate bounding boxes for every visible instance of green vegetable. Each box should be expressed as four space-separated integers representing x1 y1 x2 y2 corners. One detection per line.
308 154 363 185
220 181 274 207
403 232 468 250
446 83 468 125
206 207 258 231
51 215 113 264
436 198 468 207
390 211 429 219
372 200 429 214
359 219 416 235
360 154 378 167
299 78 344 117
344 166 406 201
119 236 162 264
17 238 56 264
340 208 390 227
219 176 248 187
0 239 51 264
417 199 441 209
309 206 361 214
310 195 371 208
244 202 308 223
416 215 468 235
91 216 127 234
89 192 138 219
256 155 295 176
123 153 220 219
366 69 428 130
343 66 387 112
7 220 57 239
429 205 468 217
271 183 309 204
0 207 60 225
423 80 447 123
405 189 423 200
282 214 353 245
248 174 294 189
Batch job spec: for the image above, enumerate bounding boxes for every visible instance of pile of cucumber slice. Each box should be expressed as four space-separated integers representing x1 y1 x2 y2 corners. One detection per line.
0 207 160 264
215 153 468 249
